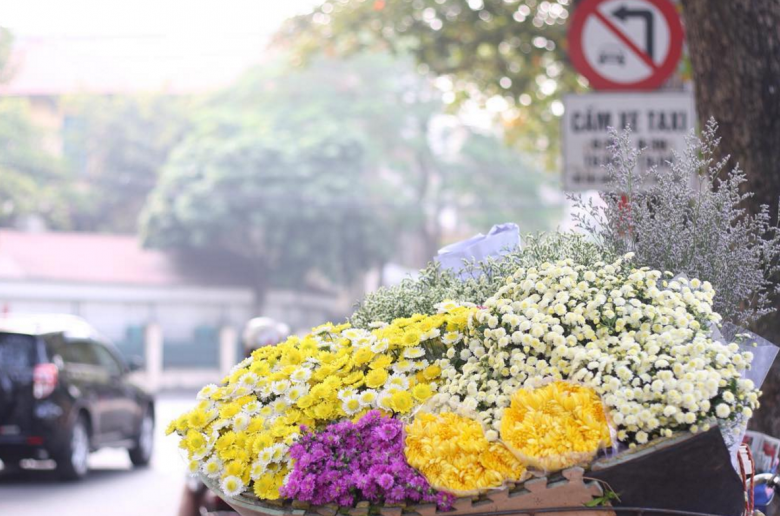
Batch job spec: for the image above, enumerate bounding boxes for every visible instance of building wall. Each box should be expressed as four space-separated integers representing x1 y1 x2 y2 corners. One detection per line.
0 279 255 369
0 279 359 388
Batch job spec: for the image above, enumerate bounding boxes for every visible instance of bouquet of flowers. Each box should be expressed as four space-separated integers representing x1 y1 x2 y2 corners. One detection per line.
168 124 779 513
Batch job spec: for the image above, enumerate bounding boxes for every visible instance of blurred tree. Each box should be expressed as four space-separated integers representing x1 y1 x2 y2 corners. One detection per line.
140 126 393 303
680 1 780 437
277 0 582 168
62 95 191 232
220 54 558 260
0 98 70 229
0 27 13 82
441 132 559 232
141 53 556 302
0 28 70 229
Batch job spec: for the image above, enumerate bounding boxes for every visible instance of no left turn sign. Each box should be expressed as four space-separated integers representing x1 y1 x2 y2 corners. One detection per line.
568 0 684 91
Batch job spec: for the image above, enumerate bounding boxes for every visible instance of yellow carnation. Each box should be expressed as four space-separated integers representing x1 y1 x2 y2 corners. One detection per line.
405 412 526 495
500 381 611 472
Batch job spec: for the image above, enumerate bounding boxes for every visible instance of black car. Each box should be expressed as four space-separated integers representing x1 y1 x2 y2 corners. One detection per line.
0 315 154 480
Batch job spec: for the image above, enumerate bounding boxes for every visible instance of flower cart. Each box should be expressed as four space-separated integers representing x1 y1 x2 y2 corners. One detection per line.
168 130 780 516
169 251 770 516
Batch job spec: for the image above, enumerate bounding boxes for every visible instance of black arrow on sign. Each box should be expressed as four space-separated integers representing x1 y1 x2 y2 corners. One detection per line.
612 5 655 61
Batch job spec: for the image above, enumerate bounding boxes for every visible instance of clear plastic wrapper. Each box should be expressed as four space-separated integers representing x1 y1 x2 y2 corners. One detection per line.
715 322 780 469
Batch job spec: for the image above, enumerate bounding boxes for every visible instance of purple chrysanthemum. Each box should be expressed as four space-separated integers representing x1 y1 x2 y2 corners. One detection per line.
281 411 453 510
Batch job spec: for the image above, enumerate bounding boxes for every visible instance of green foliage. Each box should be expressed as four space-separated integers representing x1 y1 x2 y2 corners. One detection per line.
0 30 70 229
441 132 559 234
0 27 13 84
0 98 70 228
584 487 620 507
277 1 582 168
141 125 393 291
351 232 610 327
62 94 191 232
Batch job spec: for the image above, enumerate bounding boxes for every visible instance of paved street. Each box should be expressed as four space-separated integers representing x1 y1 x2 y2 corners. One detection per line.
0 392 196 516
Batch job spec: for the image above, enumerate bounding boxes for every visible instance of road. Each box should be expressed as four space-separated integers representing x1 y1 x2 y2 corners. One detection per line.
0 392 196 516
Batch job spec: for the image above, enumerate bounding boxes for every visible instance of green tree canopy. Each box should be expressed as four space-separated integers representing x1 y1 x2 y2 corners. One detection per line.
277 0 584 167
0 98 71 229
140 125 393 296
62 94 191 232
0 29 70 229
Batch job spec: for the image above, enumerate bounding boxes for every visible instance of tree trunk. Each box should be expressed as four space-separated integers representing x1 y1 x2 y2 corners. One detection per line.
681 0 780 436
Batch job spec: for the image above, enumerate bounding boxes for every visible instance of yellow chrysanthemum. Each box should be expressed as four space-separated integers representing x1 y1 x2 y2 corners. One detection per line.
365 369 389 389
411 383 434 402
422 364 441 380
369 354 393 370
402 331 421 346
405 412 526 495
169 307 474 501
500 381 611 472
352 347 374 365
391 390 414 413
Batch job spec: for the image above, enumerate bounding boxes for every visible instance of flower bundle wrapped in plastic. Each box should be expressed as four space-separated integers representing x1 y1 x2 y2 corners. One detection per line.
427 255 759 448
500 381 612 471
404 411 527 496
168 307 472 501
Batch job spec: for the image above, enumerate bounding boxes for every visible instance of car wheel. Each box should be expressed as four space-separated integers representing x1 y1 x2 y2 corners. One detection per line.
128 407 153 467
0 459 21 475
56 413 90 481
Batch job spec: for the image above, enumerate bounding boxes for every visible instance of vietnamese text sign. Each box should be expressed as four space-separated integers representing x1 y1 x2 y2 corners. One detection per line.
562 92 695 192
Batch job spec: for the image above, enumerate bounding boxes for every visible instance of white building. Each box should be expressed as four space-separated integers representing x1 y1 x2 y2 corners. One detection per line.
0 229 255 389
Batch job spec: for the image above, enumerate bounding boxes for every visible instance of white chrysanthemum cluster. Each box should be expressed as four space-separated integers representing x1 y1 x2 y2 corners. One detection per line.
430 254 759 447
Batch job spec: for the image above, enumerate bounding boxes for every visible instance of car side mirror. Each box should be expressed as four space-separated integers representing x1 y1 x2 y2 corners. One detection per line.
127 355 144 372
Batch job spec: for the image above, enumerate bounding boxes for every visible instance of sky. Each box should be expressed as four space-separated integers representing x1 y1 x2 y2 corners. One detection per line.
0 0 321 38
0 0 324 93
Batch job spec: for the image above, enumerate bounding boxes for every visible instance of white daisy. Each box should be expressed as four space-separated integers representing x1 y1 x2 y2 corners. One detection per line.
358 389 378 407
271 380 291 396
243 401 261 415
370 339 389 353
290 368 312 383
342 394 362 415
403 347 426 359
197 384 219 400
285 384 308 403
232 411 250 432
238 372 259 389
386 374 409 390
250 460 266 480
201 456 223 478
220 475 245 498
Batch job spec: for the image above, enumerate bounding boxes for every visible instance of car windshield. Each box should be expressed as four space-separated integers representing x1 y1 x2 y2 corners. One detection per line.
0 333 35 370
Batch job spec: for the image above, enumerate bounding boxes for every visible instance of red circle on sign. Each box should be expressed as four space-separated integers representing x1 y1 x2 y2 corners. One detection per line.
568 0 684 91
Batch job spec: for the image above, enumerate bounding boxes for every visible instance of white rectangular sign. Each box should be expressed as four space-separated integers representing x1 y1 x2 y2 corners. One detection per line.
562 92 696 191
